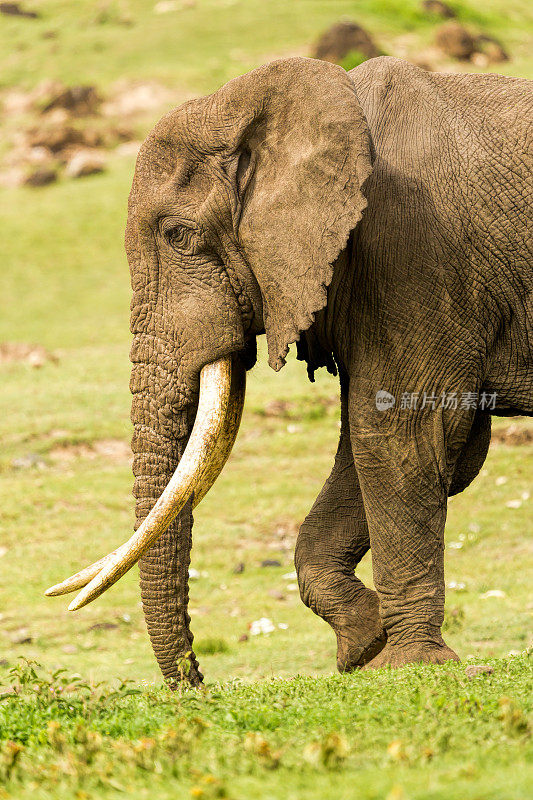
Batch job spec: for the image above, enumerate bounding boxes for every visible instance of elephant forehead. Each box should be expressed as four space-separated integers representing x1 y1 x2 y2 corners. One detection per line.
128 96 218 224
130 151 197 225
134 94 213 178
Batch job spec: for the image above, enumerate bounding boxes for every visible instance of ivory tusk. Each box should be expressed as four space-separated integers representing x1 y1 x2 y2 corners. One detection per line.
44 355 245 609
44 546 127 597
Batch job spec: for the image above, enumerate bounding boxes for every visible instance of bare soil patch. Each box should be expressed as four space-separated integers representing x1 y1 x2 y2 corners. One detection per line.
48 438 132 464
491 424 533 447
0 342 58 367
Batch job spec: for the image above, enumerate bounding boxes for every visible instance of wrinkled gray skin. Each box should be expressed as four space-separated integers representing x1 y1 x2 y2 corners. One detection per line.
126 57 532 684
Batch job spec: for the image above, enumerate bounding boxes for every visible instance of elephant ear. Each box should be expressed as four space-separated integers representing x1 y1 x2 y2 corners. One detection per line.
213 57 373 371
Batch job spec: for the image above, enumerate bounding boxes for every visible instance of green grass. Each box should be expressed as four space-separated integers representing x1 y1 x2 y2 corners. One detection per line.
1 655 531 799
1 0 533 92
1 1 532 797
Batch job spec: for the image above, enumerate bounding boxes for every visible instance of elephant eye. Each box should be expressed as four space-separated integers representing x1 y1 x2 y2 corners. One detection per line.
161 221 199 254
166 226 191 250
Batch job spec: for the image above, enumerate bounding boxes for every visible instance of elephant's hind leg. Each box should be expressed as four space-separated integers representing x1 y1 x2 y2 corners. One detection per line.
295 377 386 671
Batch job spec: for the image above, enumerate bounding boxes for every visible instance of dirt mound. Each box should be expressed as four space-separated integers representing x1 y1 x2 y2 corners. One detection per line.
311 21 380 65
421 0 455 18
0 2 38 18
25 122 103 154
435 23 509 64
42 85 102 116
0 79 174 188
24 167 57 187
474 35 509 64
435 22 476 60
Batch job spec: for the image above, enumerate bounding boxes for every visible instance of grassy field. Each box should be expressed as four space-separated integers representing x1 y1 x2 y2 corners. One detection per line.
1 1 532 798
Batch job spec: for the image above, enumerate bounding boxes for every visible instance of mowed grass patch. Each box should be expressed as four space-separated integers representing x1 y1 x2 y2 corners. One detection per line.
0 655 531 800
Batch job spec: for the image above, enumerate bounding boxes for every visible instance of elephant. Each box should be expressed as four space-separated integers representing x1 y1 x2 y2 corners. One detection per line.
46 56 532 686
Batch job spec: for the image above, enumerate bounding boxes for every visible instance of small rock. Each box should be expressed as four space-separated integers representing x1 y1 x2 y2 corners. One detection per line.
480 589 506 599
261 559 281 568
232 562 245 574
0 547 8 558
505 499 523 509
311 20 380 64
238 633 248 643
465 664 494 679
0 2 39 18
11 628 32 644
421 0 455 18
25 146 52 166
249 617 275 636
27 349 47 367
268 589 286 601
62 644 77 654
282 571 297 580
24 167 57 187
470 52 490 69
435 22 476 60
65 150 105 178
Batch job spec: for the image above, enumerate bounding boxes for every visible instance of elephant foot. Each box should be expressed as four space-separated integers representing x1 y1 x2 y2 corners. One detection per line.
361 638 460 671
333 588 387 672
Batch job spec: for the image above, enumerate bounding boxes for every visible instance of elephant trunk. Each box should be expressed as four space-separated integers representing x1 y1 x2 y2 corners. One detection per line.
132 399 202 686
45 351 246 686
131 356 245 685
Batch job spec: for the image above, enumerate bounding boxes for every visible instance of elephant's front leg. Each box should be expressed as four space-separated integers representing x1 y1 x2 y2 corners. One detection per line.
349 398 460 669
295 381 386 671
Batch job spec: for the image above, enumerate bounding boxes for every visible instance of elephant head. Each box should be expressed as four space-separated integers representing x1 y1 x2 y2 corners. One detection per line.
46 57 373 685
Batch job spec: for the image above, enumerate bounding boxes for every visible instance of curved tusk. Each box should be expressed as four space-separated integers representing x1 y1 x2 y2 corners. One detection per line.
44 355 245 609
190 353 245 507
44 546 128 597
44 357 246 599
